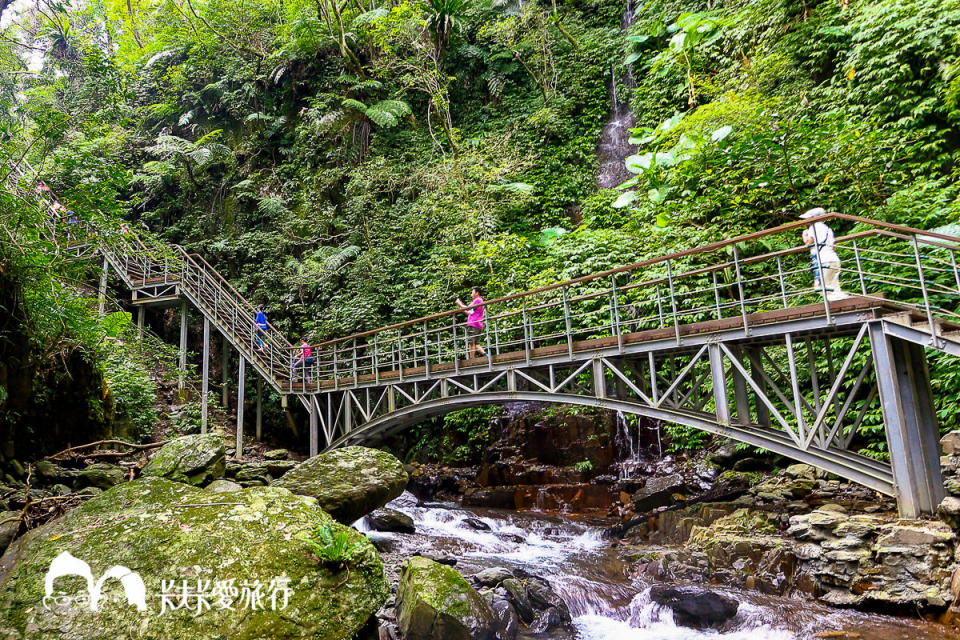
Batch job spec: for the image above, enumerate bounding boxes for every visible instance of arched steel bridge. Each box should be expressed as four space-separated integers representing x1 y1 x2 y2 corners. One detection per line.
9 163 960 517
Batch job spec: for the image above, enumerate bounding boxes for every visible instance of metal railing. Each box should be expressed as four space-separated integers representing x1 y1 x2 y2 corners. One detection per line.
8 162 960 396
299 215 960 390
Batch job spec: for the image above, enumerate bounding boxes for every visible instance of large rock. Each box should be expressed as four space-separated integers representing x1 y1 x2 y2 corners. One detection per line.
942 431 960 456
141 434 226 486
649 585 739 629
274 446 407 524
0 477 388 639
76 463 126 489
367 508 415 534
0 512 17 556
397 556 498 640
632 473 688 511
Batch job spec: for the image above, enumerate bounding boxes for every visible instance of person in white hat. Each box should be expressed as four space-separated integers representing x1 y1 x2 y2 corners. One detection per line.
800 208 846 301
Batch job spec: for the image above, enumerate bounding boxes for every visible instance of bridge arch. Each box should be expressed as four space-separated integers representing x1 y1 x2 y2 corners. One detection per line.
325 390 895 496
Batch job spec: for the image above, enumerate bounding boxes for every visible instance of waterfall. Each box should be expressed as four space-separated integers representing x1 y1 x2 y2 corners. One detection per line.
596 0 638 189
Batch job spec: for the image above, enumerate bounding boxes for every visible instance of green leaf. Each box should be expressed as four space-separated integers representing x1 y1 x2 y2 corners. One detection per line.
656 212 671 227
612 190 638 208
711 125 733 142
648 186 672 203
625 51 643 65
626 34 650 43
341 98 368 113
626 153 654 173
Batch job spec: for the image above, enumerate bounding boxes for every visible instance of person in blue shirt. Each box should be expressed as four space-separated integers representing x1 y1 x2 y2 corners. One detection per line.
254 306 268 352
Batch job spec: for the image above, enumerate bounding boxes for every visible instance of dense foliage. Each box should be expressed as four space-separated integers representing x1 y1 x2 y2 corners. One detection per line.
2 0 960 459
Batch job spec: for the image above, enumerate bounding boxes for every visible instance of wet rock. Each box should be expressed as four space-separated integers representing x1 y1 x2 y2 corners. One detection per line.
0 511 18 555
7 460 23 479
397 556 498 640
141 434 226 486
491 599 519 640
367 508 415 534
235 463 271 482
265 460 297 476
274 446 407 524
474 567 513 587
526 578 571 621
649 585 739 629
462 487 516 510
204 479 242 493
942 430 960 455
48 484 71 496
938 496 960 530
264 448 290 460
75 486 102 497
501 578 535 623
76 463 125 489
0 477 389 639
415 552 457 566
528 607 564 634
33 460 59 480
632 473 688 511
498 533 525 544
463 517 491 531
708 440 742 467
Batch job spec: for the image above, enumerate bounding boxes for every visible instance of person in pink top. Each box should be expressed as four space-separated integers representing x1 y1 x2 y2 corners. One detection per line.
291 338 315 383
456 287 487 359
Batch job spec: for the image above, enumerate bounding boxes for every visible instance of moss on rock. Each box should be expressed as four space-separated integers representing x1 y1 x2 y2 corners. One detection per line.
274 446 407 523
397 556 497 640
141 434 226 486
0 477 388 639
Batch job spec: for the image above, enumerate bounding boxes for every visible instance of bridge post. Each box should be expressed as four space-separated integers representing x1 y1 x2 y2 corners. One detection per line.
746 347 770 428
137 306 145 340
201 316 210 435
592 359 606 399
178 301 188 391
869 323 944 517
98 257 109 315
708 343 730 425
236 355 245 460
222 339 230 409
256 379 262 441
728 346 751 425
309 397 318 457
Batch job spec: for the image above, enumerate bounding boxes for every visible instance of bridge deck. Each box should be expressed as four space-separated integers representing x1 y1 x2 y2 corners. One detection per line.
295 295 935 393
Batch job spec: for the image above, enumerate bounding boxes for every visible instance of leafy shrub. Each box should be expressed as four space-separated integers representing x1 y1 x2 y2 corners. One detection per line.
303 524 366 569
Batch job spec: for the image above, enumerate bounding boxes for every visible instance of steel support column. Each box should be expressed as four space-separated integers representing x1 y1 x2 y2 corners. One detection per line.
708 343 730 425
222 339 230 408
869 323 944 517
137 306 145 340
202 316 210 435
178 301 188 391
256 378 263 441
236 356 245 460
98 257 109 315
309 397 318 457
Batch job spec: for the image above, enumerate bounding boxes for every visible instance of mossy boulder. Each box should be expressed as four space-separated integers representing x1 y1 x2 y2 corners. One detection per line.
141 434 225 486
397 556 497 640
76 463 125 489
274 446 407 523
0 477 388 639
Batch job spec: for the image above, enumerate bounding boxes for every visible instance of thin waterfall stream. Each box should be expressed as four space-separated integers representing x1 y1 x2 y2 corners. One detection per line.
596 0 638 189
359 492 955 640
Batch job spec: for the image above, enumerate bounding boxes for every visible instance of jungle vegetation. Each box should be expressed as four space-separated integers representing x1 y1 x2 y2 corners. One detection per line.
1 0 959 461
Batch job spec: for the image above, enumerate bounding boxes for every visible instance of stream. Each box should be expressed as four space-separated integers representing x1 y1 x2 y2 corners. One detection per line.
360 492 960 640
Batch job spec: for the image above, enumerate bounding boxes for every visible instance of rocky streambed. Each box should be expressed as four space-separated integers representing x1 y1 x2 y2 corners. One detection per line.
361 491 959 640
2 419 960 640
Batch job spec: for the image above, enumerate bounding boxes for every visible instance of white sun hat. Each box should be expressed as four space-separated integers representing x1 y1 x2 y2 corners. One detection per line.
800 207 827 219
